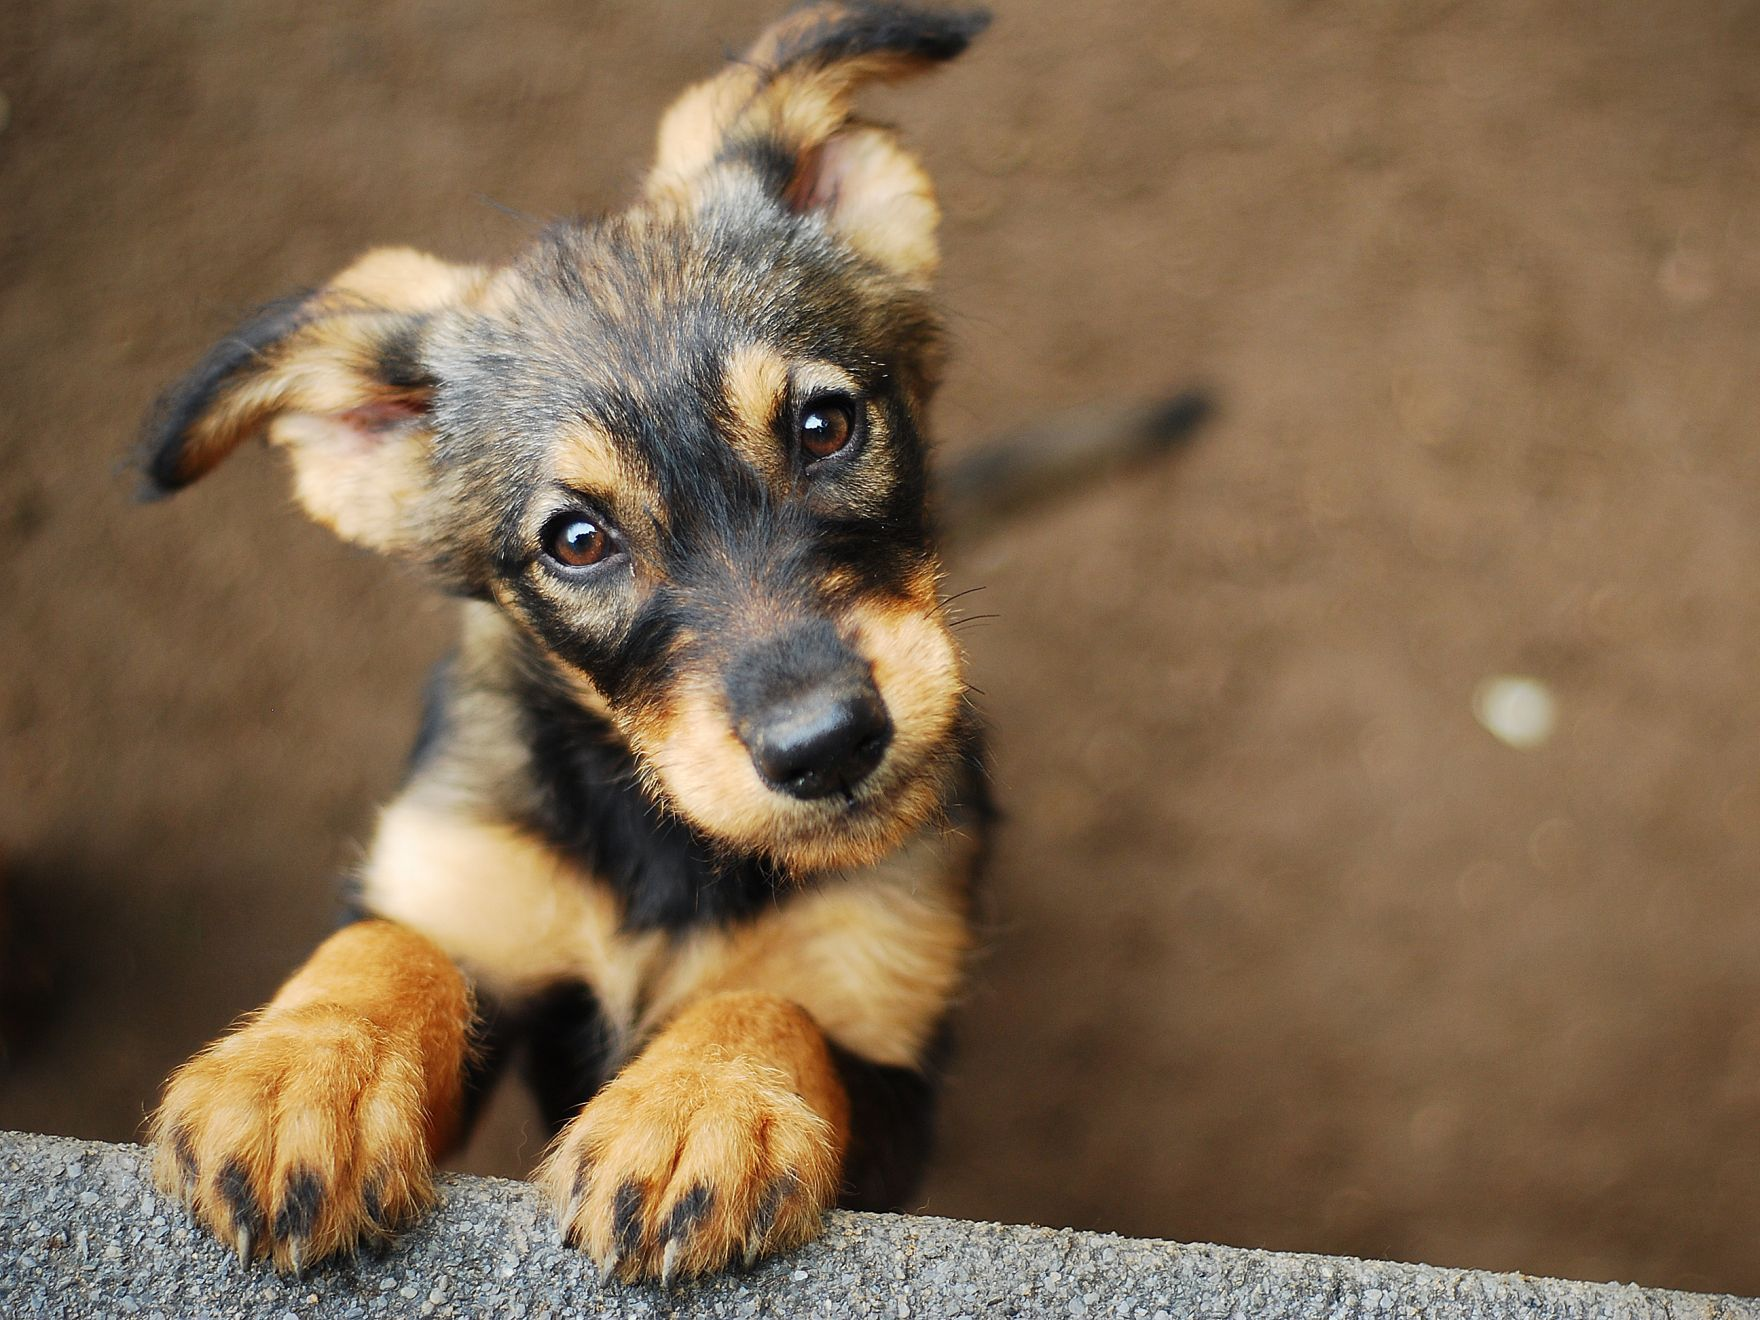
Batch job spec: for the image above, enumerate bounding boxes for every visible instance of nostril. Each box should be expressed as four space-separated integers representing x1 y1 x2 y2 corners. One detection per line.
745 689 893 801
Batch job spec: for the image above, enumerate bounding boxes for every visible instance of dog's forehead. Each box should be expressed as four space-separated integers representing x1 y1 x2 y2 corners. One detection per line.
432 208 885 471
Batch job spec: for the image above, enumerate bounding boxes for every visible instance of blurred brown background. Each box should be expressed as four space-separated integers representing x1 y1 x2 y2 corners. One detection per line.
4 0 1759 1296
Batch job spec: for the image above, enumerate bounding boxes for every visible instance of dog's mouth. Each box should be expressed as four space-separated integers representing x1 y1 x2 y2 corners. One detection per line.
732 723 953 872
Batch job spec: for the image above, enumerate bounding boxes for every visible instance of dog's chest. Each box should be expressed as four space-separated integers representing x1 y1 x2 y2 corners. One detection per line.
360 796 974 1067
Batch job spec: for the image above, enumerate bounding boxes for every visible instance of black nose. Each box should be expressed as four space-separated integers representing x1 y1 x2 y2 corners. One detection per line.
743 688 893 800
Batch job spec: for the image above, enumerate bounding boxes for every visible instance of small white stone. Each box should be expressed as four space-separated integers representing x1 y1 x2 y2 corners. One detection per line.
1472 675 1556 749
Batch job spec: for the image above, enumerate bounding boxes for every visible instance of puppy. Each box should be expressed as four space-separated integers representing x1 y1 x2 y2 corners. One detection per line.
141 1 994 1284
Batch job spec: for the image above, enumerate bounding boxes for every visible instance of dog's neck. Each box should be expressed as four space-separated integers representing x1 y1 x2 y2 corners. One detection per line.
507 653 794 932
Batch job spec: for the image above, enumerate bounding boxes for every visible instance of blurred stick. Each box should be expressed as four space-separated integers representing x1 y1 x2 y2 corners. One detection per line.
936 390 1213 547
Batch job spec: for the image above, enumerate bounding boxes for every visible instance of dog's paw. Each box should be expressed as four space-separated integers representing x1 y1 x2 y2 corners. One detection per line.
536 1048 841 1283
149 1004 434 1272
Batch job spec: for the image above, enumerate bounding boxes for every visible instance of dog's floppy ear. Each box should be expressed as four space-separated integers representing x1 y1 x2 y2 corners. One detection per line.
647 2 990 283
138 248 485 553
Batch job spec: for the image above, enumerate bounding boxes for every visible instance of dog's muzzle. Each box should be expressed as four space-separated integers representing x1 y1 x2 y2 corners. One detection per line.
727 621 893 801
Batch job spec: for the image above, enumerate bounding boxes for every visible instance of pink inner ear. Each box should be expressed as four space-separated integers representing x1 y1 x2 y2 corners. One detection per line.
784 136 847 216
337 397 426 436
772 126 939 282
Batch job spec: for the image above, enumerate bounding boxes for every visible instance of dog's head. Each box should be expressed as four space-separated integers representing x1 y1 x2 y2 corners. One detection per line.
140 3 989 874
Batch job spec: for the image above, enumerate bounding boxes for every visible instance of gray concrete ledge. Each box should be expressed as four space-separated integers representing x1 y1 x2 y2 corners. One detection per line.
2 1131 1754 1319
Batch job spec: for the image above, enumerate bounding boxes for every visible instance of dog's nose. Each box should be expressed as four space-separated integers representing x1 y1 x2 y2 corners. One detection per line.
726 620 894 800
743 687 893 800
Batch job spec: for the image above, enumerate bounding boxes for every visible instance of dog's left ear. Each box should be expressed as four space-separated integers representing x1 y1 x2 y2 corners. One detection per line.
646 2 990 284
138 248 485 553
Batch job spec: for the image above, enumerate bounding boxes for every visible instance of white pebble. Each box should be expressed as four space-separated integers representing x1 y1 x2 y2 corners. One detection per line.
1472 675 1556 749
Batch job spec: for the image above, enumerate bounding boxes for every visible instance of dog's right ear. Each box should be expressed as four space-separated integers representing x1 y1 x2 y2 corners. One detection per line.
646 2 990 285
138 248 485 553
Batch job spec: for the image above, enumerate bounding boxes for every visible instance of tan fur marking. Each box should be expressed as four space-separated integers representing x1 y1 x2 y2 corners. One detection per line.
793 361 861 401
552 420 642 510
148 920 473 1271
327 246 485 311
271 408 431 550
650 825 975 1066
268 921 473 1152
631 673 924 873
721 344 789 482
807 126 942 282
364 802 664 1033
846 581 963 782
818 564 863 597
649 69 766 203
633 674 787 856
535 990 847 1282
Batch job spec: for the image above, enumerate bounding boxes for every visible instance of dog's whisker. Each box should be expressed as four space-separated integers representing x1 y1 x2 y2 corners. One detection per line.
937 585 989 609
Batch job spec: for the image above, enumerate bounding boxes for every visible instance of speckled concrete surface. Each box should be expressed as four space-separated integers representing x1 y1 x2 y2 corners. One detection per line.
2 1132 1754 1320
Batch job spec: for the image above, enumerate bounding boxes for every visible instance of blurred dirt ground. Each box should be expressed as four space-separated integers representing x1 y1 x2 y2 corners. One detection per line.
3 0 1759 1295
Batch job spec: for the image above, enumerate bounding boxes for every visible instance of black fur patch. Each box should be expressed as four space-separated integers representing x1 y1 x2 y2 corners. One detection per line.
217 1156 266 1241
766 3 991 73
458 985 519 1138
829 1027 949 1211
516 667 790 933
613 1180 647 1256
170 1125 199 1181
362 1179 388 1229
661 1183 716 1244
404 659 454 780
273 1168 324 1242
749 1171 795 1240
135 291 315 499
520 979 618 1135
374 321 437 395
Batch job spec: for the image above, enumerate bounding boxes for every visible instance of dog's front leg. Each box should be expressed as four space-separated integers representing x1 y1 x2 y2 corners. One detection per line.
536 990 849 1283
148 919 473 1270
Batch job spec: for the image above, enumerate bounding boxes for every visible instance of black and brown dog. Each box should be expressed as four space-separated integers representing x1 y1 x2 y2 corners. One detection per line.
141 1 996 1285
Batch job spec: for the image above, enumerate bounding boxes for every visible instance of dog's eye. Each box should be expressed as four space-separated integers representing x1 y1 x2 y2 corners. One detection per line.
798 395 858 461
540 513 616 571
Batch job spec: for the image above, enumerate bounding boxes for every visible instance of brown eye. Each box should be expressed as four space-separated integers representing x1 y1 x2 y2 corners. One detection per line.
541 512 615 571
798 395 857 461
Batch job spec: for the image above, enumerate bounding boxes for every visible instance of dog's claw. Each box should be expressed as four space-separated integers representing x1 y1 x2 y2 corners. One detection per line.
660 1237 682 1285
235 1225 253 1265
